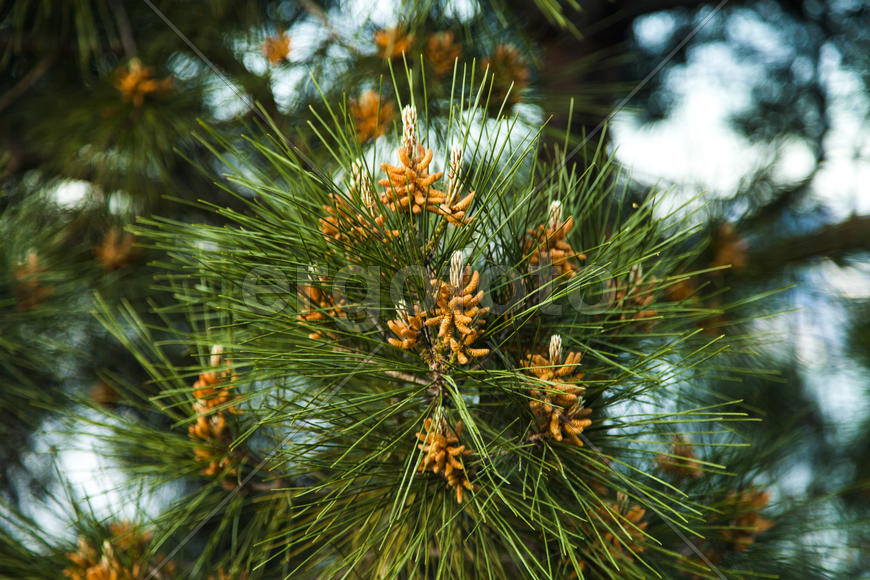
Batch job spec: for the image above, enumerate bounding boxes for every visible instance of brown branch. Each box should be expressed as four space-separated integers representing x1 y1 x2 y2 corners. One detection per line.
113 0 138 57
738 215 870 279
0 53 55 114
246 478 288 492
331 344 431 386
387 369 432 386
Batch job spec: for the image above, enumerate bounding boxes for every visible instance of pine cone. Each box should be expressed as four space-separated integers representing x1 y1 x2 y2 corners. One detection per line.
380 143 473 225
115 58 173 106
261 30 290 65
423 253 490 365
387 302 425 350
656 434 703 479
597 502 648 561
64 523 170 580
524 201 586 279
14 251 55 311
298 276 344 340
374 26 414 59
608 264 658 324
425 31 461 77
94 227 137 271
349 90 394 142
481 44 530 105
415 417 474 503
320 192 398 244
188 346 239 476
522 335 591 446
720 489 774 552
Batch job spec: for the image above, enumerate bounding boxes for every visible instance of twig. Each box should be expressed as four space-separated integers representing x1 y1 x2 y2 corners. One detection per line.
246 478 288 492
332 343 431 386
113 0 137 57
0 54 55 114
384 368 431 386
424 217 449 256
740 214 870 279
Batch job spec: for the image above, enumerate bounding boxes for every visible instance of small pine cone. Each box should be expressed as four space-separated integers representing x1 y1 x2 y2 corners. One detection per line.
349 90 394 142
415 417 475 503
94 227 137 271
388 302 426 350
720 489 774 552
320 191 398 244
656 434 703 479
14 251 55 311
90 381 120 407
298 276 344 340
376 108 474 226
64 523 165 580
379 143 446 214
523 335 590 445
192 345 239 411
523 201 586 278
423 253 489 365
261 30 290 65
115 58 173 106
608 264 658 324
188 347 239 477
597 502 648 562
189 405 236 477
481 44 530 105
374 26 414 59
425 31 462 77
710 222 749 271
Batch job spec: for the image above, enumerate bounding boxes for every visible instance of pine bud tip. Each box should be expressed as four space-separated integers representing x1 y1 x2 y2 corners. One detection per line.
549 334 562 364
447 146 463 202
209 344 224 367
401 105 417 153
450 250 464 288
548 200 563 231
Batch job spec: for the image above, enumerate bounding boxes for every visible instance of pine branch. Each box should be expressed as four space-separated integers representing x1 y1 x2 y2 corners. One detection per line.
112 1 137 57
738 214 870 279
0 52 55 114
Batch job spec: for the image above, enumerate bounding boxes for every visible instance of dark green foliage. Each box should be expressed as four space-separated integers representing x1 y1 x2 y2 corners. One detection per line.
1 1 868 579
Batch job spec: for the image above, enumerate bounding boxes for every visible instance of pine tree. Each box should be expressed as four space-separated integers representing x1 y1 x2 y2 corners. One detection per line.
1 1 865 579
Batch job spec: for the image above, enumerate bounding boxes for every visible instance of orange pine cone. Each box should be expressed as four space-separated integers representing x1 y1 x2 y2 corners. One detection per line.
374 26 414 59
261 30 290 65
349 90 394 142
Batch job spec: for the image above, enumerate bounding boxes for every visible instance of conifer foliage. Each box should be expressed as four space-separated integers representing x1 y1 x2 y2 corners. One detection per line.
2 2 852 579
81 80 784 578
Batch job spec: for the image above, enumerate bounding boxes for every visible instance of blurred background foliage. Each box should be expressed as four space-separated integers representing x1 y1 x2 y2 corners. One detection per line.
0 0 868 577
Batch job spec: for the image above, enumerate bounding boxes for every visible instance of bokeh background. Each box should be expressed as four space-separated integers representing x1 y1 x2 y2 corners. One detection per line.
1 0 868 575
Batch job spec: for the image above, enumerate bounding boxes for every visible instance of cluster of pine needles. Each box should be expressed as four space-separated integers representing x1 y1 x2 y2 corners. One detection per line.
65 72 783 579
